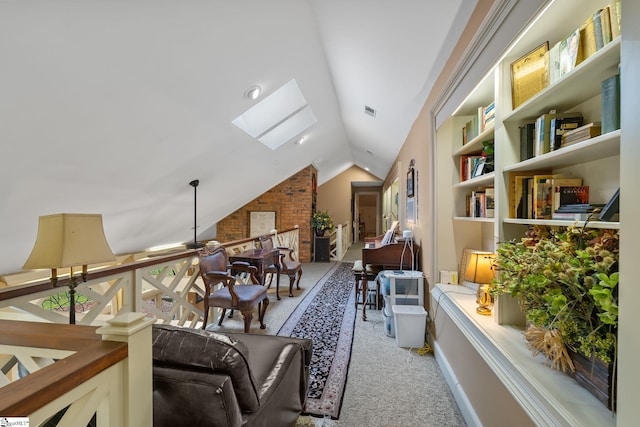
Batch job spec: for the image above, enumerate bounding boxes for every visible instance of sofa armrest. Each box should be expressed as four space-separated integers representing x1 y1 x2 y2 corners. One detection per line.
153 366 243 427
224 333 312 405
152 324 260 412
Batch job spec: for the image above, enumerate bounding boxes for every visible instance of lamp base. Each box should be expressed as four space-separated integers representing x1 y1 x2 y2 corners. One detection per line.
186 242 205 249
476 306 492 316
476 284 494 316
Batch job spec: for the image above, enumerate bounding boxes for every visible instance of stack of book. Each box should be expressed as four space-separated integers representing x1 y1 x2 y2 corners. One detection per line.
561 122 601 148
552 204 603 221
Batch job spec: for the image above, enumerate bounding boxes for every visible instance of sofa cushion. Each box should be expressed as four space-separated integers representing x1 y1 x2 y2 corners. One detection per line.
152 324 260 412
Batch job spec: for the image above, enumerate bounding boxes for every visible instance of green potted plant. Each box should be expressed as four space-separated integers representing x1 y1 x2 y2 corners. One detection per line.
493 222 619 408
311 211 334 236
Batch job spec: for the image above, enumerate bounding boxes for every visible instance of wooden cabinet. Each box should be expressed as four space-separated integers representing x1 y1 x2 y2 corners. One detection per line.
313 236 330 262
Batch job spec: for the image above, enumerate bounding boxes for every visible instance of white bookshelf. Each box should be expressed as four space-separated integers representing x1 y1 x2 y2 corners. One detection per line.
432 0 623 424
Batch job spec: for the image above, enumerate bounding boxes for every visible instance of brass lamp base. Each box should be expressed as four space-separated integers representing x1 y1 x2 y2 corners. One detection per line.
476 305 492 316
476 284 494 316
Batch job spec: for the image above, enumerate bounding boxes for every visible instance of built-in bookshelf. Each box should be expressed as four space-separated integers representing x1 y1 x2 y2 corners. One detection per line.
432 0 623 424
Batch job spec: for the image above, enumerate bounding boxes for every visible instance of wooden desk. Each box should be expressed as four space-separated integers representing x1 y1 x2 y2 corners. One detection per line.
229 249 281 300
359 241 418 320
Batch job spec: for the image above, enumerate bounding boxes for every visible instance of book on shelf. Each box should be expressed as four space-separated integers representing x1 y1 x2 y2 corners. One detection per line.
559 28 583 77
460 155 483 182
511 42 549 109
533 174 556 219
508 170 549 218
552 203 603 221
519 122 535 161
599 187 620 221
534 111 583 156
600 6 612 45
553 178 584 211
550 116 584 151
561 122 601 148
483 102 495 131
552 211 602 221
556 203 601 213
557 185 590 206
592 9 604 51
485 187 495 218
601 74 620 134
580 15 598 59
608 1 621 40
467 190 486 218
548 41 561 85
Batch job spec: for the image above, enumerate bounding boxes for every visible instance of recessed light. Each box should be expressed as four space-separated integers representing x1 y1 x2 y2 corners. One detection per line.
364 167 370 171
295 136 305 145
245 85 262 100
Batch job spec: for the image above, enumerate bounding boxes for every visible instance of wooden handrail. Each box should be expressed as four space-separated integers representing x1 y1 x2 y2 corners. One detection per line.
0 249 200 302
0 320 128 416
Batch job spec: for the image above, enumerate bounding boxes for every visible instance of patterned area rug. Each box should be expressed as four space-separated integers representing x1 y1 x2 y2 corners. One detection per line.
278 262 356 420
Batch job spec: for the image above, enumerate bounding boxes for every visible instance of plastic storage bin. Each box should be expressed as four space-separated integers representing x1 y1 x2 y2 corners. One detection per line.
382 301 395 337
378 270 424 307
392 305 427 348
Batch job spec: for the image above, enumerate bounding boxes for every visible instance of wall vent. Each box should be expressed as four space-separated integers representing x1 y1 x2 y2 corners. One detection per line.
364 105 376 117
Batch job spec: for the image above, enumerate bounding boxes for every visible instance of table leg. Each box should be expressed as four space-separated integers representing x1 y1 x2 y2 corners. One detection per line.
275 263 281 300
362 275 368 321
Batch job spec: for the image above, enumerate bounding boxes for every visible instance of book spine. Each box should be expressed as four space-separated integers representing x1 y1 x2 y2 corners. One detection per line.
551 212 594 221
593 10 604 50
533 176 554 219
581 17 598 59
559 186 590 206
601 74 620 134
601 6 612 45
485 188 495 218
549 41 561 85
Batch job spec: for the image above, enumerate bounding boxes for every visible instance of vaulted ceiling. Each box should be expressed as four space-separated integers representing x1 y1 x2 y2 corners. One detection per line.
0 0 475 273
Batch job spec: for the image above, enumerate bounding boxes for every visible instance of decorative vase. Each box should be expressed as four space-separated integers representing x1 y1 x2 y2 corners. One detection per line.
315 229 325 237
567 348 616 410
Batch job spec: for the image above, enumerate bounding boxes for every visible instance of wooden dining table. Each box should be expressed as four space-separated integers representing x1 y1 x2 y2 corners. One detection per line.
229 248 282 300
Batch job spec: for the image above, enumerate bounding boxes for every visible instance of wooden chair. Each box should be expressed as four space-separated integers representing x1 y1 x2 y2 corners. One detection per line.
258 235 302 297
198 246 269 333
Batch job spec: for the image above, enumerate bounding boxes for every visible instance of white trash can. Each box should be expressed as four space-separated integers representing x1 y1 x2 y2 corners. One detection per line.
392 305 427 348
382 298 395 337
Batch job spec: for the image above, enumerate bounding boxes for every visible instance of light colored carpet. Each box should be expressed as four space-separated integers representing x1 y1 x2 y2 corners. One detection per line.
204 243 466 427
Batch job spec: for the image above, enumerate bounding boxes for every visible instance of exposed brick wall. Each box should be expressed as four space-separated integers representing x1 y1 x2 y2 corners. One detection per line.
216 166 317 262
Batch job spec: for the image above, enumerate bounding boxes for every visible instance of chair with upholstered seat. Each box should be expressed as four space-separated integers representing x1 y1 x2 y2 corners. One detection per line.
258 235 302 298
198 246 269 333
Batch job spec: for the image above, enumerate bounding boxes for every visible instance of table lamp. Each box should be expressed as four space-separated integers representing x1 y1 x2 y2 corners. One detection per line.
23 213 116 324
464 251 496 316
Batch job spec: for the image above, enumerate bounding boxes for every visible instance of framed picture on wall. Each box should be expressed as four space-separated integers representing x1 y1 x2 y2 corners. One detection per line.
407 168 415 198
249 211 275 237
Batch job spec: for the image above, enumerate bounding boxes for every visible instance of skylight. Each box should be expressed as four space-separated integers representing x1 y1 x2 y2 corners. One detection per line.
232 79 317 150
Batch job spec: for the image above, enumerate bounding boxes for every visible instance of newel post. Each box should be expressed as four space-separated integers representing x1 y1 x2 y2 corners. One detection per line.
336 224 344 260
97 312 155 427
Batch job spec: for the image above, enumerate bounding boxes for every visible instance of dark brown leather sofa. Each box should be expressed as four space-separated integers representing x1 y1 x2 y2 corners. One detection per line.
152 324 312 427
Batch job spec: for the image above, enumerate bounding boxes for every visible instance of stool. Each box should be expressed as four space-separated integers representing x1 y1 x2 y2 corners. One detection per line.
352 261 382 318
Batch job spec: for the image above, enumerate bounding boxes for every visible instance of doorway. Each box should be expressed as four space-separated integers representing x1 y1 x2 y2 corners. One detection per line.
354 192 380 242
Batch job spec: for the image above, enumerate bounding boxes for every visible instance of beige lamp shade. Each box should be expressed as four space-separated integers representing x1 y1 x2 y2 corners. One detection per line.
464 251 495 284
23 213 116 270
